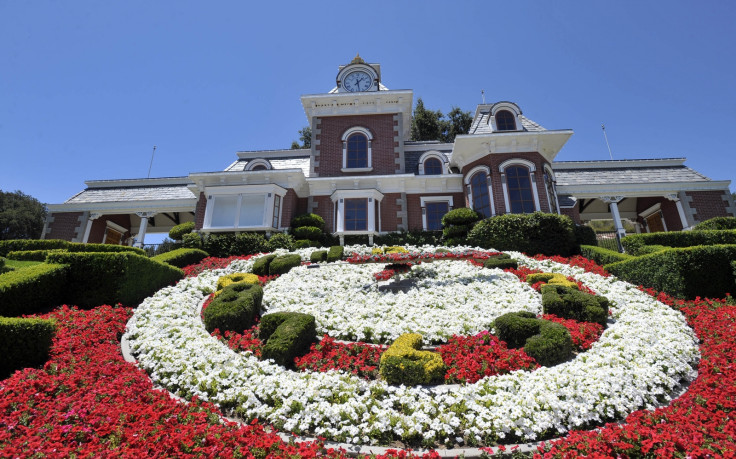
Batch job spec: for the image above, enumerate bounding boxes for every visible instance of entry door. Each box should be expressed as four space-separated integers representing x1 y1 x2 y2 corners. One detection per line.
645 212 665 233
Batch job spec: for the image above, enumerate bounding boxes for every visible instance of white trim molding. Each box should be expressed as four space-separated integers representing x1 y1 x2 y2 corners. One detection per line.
464 165 495 217
543 164 560 215
341 126 373 171
420 195 454 230
202 184 286 232
245 159 272 171
330 189 384 235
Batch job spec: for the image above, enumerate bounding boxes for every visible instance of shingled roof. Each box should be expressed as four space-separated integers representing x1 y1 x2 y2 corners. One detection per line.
552 159 712 186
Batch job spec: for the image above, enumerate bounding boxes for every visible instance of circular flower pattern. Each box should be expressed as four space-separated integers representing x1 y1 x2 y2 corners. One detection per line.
125 247 699 447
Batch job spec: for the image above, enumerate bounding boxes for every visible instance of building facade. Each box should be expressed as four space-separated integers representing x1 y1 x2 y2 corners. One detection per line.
45 56 736 246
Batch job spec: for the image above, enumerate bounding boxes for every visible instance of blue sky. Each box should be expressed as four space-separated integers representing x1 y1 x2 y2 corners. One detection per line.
2 0 735 208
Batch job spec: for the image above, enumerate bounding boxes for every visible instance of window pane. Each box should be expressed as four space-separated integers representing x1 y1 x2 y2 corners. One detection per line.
210 195 238 227
424 158 443 175
347 133 368 168
345 199 368 231
239 194 265 227
545 172 558 214
272 195 281 228
506 166 535 214
425 202 449 230
470 172 491 218
495 110 516 131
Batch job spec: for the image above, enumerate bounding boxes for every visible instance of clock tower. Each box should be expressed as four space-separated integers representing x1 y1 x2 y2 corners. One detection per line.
335 54 381 93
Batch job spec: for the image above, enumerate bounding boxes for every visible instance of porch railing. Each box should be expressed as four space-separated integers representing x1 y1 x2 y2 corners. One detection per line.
595 231 625 253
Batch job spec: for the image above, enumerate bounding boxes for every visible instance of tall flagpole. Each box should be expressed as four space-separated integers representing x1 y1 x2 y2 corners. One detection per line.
147 145 157 178
601 124 614 160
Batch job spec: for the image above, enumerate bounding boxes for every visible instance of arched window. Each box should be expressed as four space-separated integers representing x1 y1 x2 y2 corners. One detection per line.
346 133 368 168
470 172 492 218
544 168 559 214
423 157 443 175
506 166 535 213
495 110 516 131
245 159 271 171
251 165 267 171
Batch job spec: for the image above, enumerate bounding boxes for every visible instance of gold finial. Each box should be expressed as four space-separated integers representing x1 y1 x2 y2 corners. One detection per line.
350 53 365 64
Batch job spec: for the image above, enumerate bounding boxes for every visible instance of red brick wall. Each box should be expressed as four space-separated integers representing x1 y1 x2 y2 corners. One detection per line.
280 189 299 229
560 206 581 224
687 190 735 222
314 114 398 176
636 197 683 231
379 193 403 232
461 152 552 214
406 192 466 231
194 192 207 230
311 196 335 233
88 214 132 244
46 212 83 241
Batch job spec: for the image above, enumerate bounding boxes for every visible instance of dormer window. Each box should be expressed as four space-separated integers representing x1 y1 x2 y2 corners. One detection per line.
341 127 373 172
418 151 447 175
245 159 271 171
495 110 516 131
251 165 267 171
423 158 443 175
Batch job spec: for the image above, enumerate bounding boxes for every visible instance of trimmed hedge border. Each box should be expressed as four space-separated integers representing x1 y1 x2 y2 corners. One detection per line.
151 248 209 268
0 239 146 257
0 263 69 316
326 246 344 262
622 230 736 255
0 316 57 379
579 245 632 266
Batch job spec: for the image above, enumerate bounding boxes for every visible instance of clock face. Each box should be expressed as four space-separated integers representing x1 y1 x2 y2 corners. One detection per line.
343 71 373 92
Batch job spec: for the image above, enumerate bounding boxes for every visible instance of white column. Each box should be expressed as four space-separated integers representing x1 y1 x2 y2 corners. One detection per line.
666 194 690 230
82 213 102 243
335 200 344 232
367 198 376 232
601 196 626 239
134 212 156 248
529 171 541 211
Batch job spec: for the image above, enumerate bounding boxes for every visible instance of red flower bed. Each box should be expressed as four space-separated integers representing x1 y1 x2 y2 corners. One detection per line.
295 335 386 379
437 331 539 384
212 324 263 358
182 255 257 277
542 314 604 351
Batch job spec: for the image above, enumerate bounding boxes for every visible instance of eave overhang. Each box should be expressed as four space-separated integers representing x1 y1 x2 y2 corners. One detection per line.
188 169 310 197
307 173 464 196
450 130 573 169
556 179 732 198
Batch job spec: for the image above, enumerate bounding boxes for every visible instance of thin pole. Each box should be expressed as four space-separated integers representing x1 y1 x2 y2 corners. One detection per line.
147 145 157 178
601 124 613 160
481 89 485 104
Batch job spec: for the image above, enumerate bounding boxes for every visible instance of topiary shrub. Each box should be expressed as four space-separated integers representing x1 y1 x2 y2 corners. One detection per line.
151 248 209 268
252 254 277 276
483 257 518 270
605 245 736 299
441 208 481 246
622 230 736 254
259 312 316 367
379 333 446 385
46 252 183 307
292 226 323 241
636 244 670 255
467 212 578 256
310 250 327 263
541 284 609 327
291 213 325 230
0 263 69 316
374 230 442 247
0 239 68 257
574 224 598 248
232 233 268 256
492 312 573 366
67 243 146 255
6 249 66 261
202 233 237 258
0 317 57 379
169 222 195 240
269 254 302 275
203 283 262 334
215 273 260 292
267 232 294 252
580 245 632 266
182 232 203 249
527 272 578 289
326 245 344 262
294 239 319 249
694 216 736 231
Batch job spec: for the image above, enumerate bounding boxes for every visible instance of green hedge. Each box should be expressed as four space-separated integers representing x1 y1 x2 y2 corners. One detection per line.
151 248 209 268
66 243 146 255
291 213 325 230
693 216 736 231
326 245 344 263
0 239 68 257
292 226 322 240
492 312 573 366
622 230 736 255
203 283 262 334
252 254 277 276
310 250 327 263
574 225 598 247
579 245 632 266
605 245 736 299
441 208 481 246
0 317 57 379
269 254 302 275
267 233 294 251
0 263 69 316
46 252 184 307
169 222 195 240
373 230 442 247
202 233 269 257
467 212 578 256
259 312 316 367
483 257 518 270
541 284 609 327
182 232 203 249
6 249 65 261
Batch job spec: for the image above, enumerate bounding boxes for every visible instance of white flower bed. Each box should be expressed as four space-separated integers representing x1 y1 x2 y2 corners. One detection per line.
263 260 541 344
125 247 699 446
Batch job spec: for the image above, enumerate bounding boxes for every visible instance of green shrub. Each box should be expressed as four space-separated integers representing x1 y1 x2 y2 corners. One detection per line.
605 245 736 299
374 230 442 247
151 248 209 268
46 252 183 307
492 312 573 366
441 208 481 226
259 312 316 367
202 233 236 258
291 213 325 230
326 245 344 263
203 282 262 334
622 230 736 254
693 216 736 231
293 239 319 249
0 239 68 257
636 244 670 255
182 232 203 249
483 257 518 270
580 245 632 266
574 225 598 247
267 233 294 251
442 224 474 239
0 263 69 316
541 284 609 327
66 243 146 255
379 333 446 385
252 254 277 276
269 254 302 275
6 249 65 261
310 250 327 263
292 226 322 240
169 222 195 240
468 212 578 256
0 317 57 379
232 233 268 256
0 257 4 268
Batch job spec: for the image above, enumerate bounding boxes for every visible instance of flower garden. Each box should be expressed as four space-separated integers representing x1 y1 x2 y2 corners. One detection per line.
2 243 736 457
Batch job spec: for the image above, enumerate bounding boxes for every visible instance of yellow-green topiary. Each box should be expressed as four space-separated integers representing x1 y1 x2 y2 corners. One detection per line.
526 272 578 289
372 246 409 255
379 333 445 385
215 273 260 296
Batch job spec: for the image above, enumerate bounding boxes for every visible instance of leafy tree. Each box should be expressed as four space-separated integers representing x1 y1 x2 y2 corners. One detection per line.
0 190 46 240
410 98 472 143
290 126 312 149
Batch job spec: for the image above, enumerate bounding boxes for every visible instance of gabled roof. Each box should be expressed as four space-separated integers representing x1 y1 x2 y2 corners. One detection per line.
552 158 711 186
64 177 196 204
